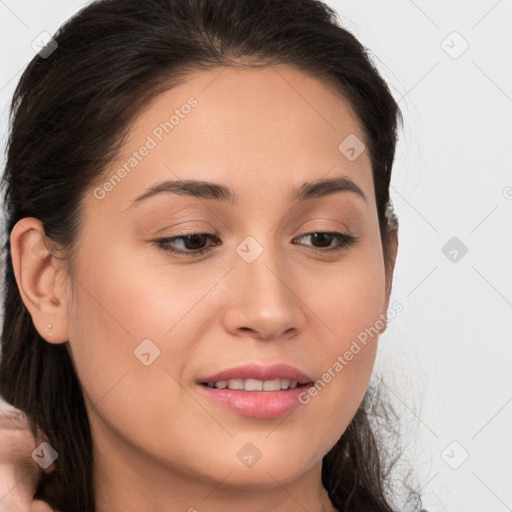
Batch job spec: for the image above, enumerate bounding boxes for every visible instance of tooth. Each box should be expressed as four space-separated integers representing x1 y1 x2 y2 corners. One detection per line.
262 379 281 391
227 379 244 390
211 378 300 391
245 379 263 391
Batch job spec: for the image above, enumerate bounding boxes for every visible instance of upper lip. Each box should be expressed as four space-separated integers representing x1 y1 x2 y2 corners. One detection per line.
198 363 313 384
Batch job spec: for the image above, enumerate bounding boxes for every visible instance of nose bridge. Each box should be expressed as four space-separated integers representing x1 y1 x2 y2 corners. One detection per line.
224 232 304 339
238 233 291 305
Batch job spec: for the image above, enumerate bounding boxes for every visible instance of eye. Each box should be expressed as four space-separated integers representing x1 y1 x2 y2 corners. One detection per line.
292 232 358 252
153 230 357 258
153 232 220 257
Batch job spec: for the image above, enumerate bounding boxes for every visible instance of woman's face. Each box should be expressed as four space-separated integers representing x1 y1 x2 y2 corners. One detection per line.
41 65 396 498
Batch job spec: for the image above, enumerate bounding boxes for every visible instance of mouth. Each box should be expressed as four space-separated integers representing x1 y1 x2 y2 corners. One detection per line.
196 363 315 419
199 378 312 391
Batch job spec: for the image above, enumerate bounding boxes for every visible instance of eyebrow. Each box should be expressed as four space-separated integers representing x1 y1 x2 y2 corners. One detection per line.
128 175 367 208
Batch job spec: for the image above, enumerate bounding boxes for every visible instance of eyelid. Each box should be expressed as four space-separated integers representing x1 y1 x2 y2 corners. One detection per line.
294 216 351 234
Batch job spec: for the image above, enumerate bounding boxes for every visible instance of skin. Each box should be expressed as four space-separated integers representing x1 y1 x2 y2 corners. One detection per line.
0 405 54 512
9 64 398 512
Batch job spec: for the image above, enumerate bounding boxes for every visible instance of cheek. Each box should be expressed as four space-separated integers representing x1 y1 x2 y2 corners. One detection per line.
296 255 386 425
304 252 386 349
64 247 215 409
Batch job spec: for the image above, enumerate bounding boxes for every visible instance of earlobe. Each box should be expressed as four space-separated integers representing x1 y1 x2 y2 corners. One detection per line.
9 217 69 345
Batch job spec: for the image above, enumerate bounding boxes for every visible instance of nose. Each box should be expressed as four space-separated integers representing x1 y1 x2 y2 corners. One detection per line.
222 239 307 341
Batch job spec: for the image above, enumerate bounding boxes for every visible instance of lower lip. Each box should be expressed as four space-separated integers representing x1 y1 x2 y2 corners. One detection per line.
196 384 312 418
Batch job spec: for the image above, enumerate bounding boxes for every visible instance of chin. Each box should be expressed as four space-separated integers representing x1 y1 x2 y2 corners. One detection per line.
198 447 319 488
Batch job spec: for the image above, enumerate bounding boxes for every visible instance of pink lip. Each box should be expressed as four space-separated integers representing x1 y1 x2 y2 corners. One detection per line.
196 363 314 419
197 363 313 384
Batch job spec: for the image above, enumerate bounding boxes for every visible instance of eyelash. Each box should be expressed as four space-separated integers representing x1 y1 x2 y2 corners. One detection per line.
153 231 358 258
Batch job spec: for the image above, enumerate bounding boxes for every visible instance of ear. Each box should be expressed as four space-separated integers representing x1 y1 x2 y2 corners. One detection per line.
381 224 399 330
9 217 70 344
384 225 399 304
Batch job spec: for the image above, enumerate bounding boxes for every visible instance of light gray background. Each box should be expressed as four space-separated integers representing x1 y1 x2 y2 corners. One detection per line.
1 1 511 511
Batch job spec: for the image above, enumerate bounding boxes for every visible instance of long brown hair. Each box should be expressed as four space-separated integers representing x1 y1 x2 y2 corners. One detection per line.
0 0 421 510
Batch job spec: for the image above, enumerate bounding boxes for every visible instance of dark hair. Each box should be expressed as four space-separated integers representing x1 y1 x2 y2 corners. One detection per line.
0 0 418 510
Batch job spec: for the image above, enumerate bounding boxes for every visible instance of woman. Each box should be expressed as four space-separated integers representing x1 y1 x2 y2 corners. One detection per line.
0 0 424 510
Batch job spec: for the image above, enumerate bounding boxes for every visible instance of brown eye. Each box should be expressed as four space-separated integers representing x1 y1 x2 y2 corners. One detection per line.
292 232 358 251
154 233 221 257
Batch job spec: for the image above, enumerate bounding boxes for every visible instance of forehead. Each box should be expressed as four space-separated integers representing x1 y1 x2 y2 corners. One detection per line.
88 64 374 216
